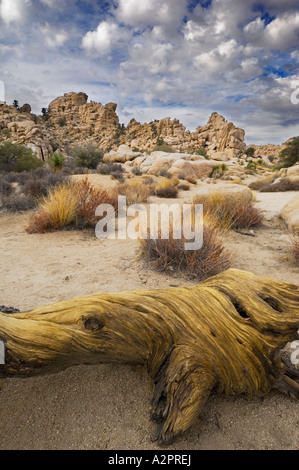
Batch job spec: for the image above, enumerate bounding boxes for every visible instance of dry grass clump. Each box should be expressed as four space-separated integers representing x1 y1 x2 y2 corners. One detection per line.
140 224 230 281
155 176 179 198
26 178 118 233
193 193 263 230
118 178 155 205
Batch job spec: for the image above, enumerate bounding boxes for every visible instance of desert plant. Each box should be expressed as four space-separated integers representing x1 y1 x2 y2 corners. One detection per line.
72 144 103 169
27 184 78 233
153 138 175 153
193 193 263 231
0 179 13 197
245 147 255 158
26 178 118 233
0 142 43 172
97 162 124 175
57 117 67 127
245 160 258 173
155 169 172 179
278 137 299 168
74 178 118 228
132 167 142 176
118 178 154 205
49 152 65 171
140 224 230 281
178 184 190 191
250 177 299 192
194 147 208 158
1 194 36 212
155 186 178 198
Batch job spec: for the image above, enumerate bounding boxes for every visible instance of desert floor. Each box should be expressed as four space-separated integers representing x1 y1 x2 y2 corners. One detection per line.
0 189 299 450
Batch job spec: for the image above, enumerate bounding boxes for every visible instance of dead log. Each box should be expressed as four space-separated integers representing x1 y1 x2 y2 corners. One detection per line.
0 268 299 444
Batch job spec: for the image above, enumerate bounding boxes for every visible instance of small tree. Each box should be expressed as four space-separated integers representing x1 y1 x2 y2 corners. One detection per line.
279 137 299 168
245 147 255 158
71 143 103 169
41 107 50 121
0 142 43 172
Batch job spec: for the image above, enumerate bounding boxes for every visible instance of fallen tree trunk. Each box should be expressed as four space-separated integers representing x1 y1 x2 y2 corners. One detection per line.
1 268 299 444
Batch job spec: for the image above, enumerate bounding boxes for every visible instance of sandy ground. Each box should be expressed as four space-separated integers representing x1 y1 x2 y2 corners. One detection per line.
0 188 299 450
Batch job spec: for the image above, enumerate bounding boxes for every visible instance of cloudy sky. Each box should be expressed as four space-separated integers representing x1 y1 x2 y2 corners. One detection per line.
0 0 298 144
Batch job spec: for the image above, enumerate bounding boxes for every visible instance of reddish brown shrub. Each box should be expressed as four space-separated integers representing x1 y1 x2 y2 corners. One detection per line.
140 225 230 281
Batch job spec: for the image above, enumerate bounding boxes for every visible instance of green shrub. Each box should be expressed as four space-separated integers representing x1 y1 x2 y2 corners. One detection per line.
278 137 299 168
58 117 67 127
153 138 175 153
49 152 65 171
0 142 43 172
245 147 255 158
194 147 208 158
72 143 103 169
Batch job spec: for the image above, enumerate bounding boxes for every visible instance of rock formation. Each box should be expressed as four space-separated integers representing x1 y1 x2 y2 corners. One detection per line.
124 112 246 157
0 102 51 160
47 92 120 150
0 91 285 167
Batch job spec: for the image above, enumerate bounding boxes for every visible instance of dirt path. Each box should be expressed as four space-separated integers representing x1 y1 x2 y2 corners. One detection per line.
0 193 299 450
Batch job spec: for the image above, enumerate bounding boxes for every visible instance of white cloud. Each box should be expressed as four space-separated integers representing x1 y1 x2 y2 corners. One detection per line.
40 22 68 48
82 21 130 56
115 0 187 32
0 0 31 24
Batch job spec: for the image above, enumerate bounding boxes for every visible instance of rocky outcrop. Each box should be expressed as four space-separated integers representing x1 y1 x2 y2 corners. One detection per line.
124 112 246 157
193 183 253 206
280 195 299 233
0 103 51 160
48 92 120 149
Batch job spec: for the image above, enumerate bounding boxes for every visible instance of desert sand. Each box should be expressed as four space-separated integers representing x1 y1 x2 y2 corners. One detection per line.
0 190 299 450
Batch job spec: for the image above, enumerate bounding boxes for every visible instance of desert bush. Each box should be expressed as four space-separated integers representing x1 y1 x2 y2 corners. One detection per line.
178 184 190 191
152 138 175 153
193 193 263 230
58 117 67 127
72 143 103 169
1 194 36 212
140 224 230 281
118 178 154 205
155 186 178 198
74 178 118 228
278 137 299 168
194 147 208 158
0 142 43 172
250 176 299 192
26 178 118 233
132 167 142 176
155 169 172 179
0 179 13 197
245 161 258 173
97 162 124 176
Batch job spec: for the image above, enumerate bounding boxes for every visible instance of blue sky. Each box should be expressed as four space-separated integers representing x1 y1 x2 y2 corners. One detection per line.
0 0 298 144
